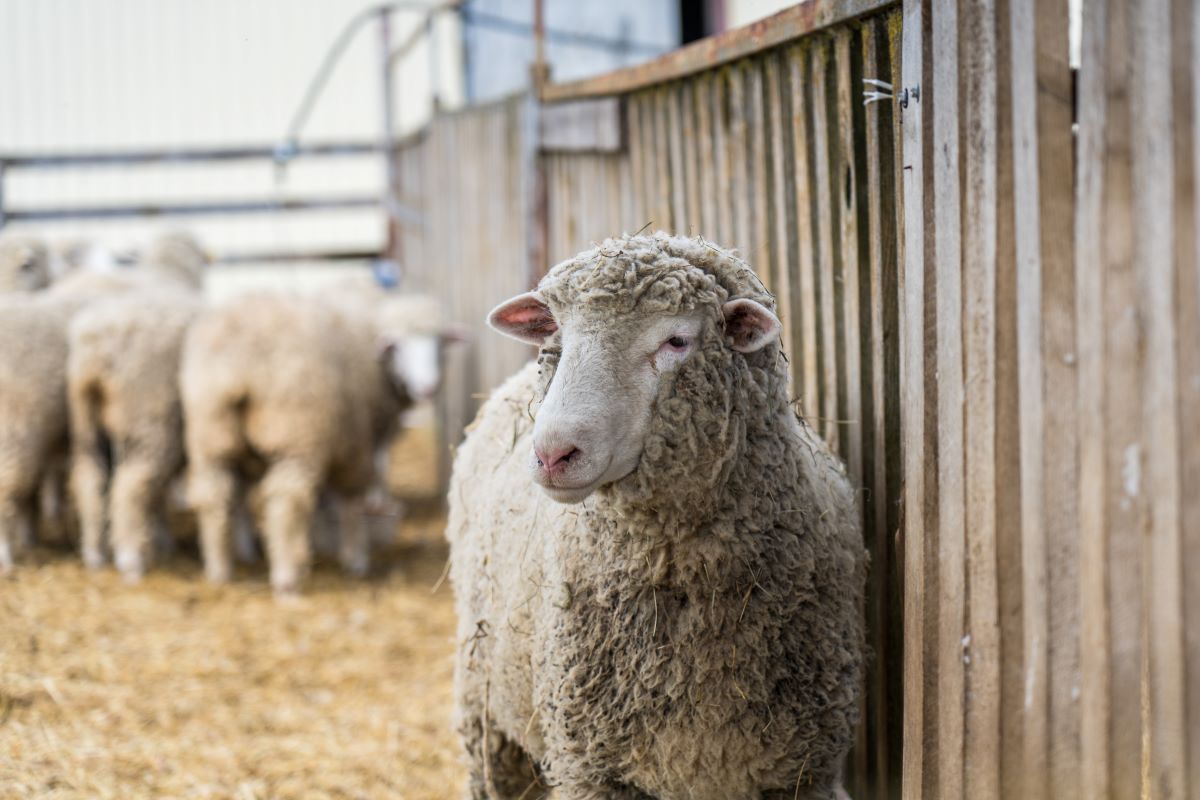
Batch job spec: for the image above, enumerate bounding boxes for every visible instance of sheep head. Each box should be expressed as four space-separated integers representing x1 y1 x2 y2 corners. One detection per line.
488 233 781 507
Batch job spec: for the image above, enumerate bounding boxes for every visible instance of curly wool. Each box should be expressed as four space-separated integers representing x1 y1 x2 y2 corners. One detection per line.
449 233 865 799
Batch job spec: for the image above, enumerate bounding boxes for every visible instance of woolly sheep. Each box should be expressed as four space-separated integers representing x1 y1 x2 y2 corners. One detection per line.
68 287 204 579
49 230 209 297
180 291 454 594
0 236 51 293
447 233 865 800
0 294 87 570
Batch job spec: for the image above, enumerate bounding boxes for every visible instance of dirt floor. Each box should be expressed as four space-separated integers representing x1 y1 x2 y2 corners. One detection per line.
0 512 464 799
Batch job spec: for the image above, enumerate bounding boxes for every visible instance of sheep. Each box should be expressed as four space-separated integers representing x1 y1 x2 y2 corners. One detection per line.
180 291 455 594
0 235 51 293
0 294 87 571
67 287 204 578
446 233 865 800
49 230 209 297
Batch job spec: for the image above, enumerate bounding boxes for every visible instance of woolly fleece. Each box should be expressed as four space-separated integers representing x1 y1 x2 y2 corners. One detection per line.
68 288 204 575
447 233 866 800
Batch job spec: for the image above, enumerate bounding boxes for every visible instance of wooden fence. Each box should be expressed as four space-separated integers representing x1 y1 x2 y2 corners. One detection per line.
397 0 1199 796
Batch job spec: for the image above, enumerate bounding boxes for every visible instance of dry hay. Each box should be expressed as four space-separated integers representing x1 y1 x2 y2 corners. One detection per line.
0 513 464 799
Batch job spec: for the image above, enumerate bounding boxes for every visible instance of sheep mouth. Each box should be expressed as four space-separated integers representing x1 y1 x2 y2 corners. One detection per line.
533 462 609 504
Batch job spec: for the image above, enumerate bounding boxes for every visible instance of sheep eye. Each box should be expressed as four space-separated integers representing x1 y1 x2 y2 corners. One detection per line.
666 336 688 349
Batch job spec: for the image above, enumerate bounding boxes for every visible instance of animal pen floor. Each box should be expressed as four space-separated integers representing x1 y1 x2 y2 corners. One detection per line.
0 511 464 799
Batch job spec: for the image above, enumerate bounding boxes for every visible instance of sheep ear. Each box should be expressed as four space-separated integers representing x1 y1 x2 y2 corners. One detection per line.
722 298 781 353
487 292 557 345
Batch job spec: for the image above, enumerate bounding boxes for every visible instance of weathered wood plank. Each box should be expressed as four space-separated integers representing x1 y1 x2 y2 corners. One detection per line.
961 1 1002 796
746 62 772 286
834 26 864 501
932 3 967 800
728 66 752 254
1176 1 1200 794
627 95 648 231
763 52 798 398
695 72 720 240
680 81 702 235
810 40 841 451
899 0 932 797
1030 0 1081 795
860 16 900 798
787 44 822 424
652 88 674 233
712 71 734 245
1133 0 1188 797
1074 0 1113 793
1096 1 1145 796
994 1 1027 797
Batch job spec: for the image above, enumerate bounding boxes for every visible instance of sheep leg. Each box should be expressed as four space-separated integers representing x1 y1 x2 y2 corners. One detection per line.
72 446 109 569
257 460 317 595
232 506 260 564
109 458 160 581
336 493 370 578
0 497 27 573
190 460 237 584
38 455 72 545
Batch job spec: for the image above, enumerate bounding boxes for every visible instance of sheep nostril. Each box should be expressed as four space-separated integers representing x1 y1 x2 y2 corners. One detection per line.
535 445 581 471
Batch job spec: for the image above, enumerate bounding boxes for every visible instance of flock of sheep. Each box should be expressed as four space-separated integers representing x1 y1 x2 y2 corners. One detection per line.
0 231 450 593
3 228 866 798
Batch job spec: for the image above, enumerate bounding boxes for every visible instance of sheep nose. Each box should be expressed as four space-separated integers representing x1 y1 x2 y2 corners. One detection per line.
535 444 581 472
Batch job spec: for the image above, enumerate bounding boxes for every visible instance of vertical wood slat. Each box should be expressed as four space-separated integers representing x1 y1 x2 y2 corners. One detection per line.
1029 0 1082 794
1099 2 1145 797
899 0 931 797
861 15 902 799
680 81 702 236
834 26 864 507
992 1 1025 797
931 3 966 800
666 85 687 235
961 0 1002 796
727 66 752 254
746 63 771 283
1074 0 1113 792
1133 0 1188 797
764 52 797 398
695 72 719 241
1176 0 1200 795
712 72 734 245
652 89 674 233
810 41 841 450
787 44 821 423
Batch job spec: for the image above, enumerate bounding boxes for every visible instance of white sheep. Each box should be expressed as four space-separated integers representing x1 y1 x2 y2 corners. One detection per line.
180 291 456 594
447 233 865 800
0 294 85 570
67 287 204 578
0 235 51 293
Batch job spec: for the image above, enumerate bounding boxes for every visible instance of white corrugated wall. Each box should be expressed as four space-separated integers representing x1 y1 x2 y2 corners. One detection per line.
0 0 463 290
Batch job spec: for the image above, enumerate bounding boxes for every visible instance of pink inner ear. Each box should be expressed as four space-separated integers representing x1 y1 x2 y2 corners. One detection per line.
489 294 558 344
722 298 781 352
504 305 550 325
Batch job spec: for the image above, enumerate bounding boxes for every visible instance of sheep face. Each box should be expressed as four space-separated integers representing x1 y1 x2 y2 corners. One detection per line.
380 334 443 402
489 292 780 504
0 238 50 292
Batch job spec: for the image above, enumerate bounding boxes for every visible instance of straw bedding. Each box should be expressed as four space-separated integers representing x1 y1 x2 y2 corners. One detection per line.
0 512 463 799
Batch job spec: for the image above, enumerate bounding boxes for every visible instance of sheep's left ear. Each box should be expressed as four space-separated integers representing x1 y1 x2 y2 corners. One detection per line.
722 298 782 353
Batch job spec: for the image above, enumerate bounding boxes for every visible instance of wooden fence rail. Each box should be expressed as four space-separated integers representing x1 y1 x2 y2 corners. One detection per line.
398 0 1199 796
